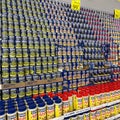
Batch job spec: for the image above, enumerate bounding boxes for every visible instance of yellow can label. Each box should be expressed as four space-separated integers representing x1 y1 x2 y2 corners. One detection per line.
73 95 77 110
2 62 8 68
76 98 82 110
19 89 25 98
82 97 88 108
69 97 73 111
63 101 69 114
28 109 37 120
36 69 41 74
55 103 62 117
10 89 17 99
2 43 8 48
2 90 9 100
26 88 32 96
38 107 46 120
89 96 95 107
47 105 54 119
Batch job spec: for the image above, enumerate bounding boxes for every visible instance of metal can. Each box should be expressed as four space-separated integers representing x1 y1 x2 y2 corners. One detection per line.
9 48 16 58
29 48 35 58
17 58 23 67
48 56 53 65
2 58 9 68
41 49 46 57
10 67 17 78
48 64 53 73
34 40 40 49
42 57 47 65
53 64 58 72
16 40 22 49
2 67 9 79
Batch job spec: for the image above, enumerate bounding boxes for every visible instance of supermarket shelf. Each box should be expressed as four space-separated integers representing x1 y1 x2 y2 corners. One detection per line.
91 99 120 111
105 114 120 120
0 78 63 90
51 100 120 120
51 107 90 120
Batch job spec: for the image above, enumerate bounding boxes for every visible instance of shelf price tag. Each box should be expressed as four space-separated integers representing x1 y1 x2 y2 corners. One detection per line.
71 0 80 11
114 9 120 19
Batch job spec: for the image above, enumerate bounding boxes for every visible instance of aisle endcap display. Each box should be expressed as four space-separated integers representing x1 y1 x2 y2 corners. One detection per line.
1 0 120 119
0 77 63 90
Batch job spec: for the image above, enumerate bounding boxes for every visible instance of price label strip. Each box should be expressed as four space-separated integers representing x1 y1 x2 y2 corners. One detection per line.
71 0 81 11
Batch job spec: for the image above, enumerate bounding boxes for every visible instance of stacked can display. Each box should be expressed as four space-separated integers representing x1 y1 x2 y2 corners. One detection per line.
1 0 120 102
1 81 120 120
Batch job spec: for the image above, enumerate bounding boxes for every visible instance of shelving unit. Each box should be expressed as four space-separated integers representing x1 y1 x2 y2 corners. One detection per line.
51 99 120 120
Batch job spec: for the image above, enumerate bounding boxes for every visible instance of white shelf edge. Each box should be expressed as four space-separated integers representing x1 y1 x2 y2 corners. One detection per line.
64 107 90 118
107 100 120 106
50 116 64 120
105 114 120 120
91 99 120 111
51 107 90 119
64 111 76 118
91 103 107 110
75 107 91 115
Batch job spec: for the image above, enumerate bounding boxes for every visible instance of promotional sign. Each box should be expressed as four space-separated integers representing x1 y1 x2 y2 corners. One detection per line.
114 9 120 19
71 0 81 11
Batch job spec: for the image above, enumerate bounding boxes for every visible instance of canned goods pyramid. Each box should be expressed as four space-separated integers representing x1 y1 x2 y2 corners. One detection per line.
1 0 120 101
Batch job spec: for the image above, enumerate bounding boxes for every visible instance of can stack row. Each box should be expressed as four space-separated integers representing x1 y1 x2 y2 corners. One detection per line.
1 0 120 101
1 81 120 120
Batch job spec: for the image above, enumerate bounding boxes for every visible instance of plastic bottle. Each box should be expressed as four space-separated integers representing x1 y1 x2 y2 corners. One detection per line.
71 90 77 110
82 91 89 108
62 95 69 114
67 92 73 111
46 99 54 119
0 109 6 120
28 103 37 120
76 92 83 110
38 102 46 120
18 105 27 120
55 98 62 117
7 107 17 120
95 87 101 106
89 89 95 107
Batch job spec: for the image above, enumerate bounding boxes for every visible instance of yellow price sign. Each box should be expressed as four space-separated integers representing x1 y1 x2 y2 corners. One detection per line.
71 0 80 11
114 9 120 19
